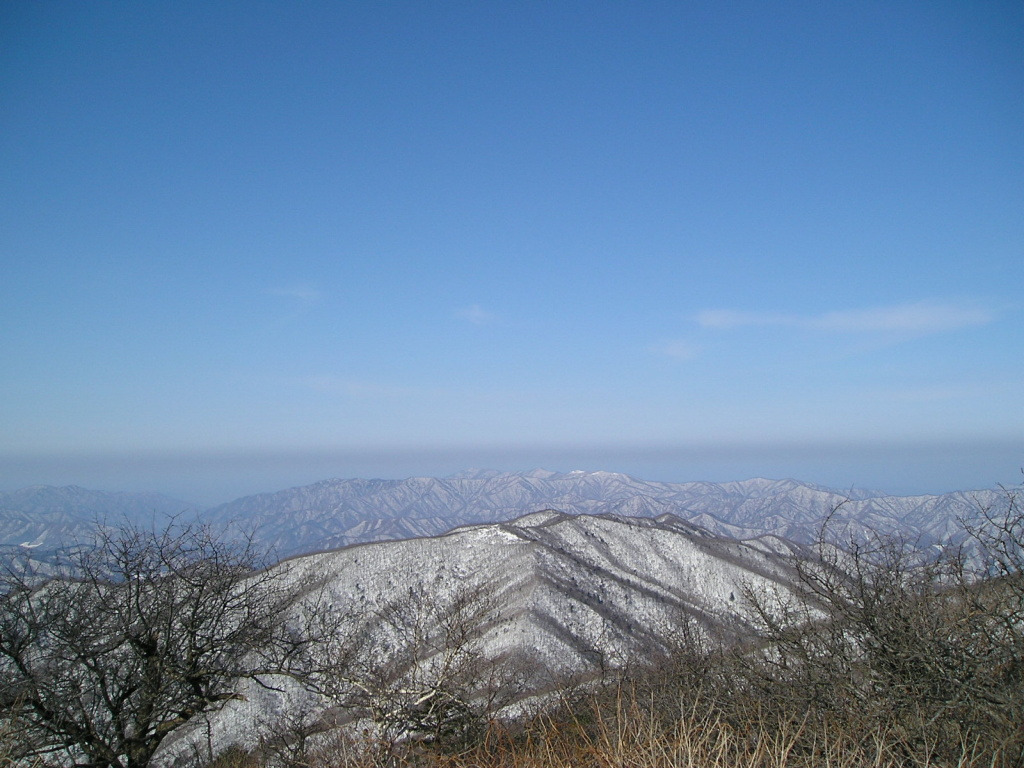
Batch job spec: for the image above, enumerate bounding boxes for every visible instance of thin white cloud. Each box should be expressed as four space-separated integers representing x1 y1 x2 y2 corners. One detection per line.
302 376 418 399
810 303 992 333
455 304 496 325
650 340 700 360
871 380 1016 404
697 301 992 335
267 284 322 306
696 310 793 329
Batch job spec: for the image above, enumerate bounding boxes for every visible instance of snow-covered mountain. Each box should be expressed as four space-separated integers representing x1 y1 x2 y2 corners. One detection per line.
288 508 804 664
165 509 809 759
204 469 1004 558
0 485 196 555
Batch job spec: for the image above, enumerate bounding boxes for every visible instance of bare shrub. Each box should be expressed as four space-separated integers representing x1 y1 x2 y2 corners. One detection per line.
0 519 312 768
729 496 1024 766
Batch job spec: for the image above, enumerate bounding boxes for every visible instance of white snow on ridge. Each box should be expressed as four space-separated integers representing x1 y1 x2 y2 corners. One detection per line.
159 509 815 762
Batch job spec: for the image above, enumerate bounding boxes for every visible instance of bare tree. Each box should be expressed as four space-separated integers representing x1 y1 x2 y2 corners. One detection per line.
0 519 312 768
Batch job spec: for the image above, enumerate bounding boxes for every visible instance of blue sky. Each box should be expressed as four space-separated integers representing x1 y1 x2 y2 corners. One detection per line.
1 1 1022 503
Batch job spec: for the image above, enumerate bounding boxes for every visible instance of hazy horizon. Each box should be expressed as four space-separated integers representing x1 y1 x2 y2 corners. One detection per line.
2 439 1021 507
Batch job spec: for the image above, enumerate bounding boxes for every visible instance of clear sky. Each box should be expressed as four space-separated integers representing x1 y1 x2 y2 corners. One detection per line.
2 1 1022 504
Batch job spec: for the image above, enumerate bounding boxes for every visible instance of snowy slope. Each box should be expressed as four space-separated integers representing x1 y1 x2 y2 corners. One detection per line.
167 510 807 759
282 510 802 666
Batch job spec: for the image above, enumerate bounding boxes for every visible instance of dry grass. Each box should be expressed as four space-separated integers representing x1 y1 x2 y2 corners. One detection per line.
245 686 1015 768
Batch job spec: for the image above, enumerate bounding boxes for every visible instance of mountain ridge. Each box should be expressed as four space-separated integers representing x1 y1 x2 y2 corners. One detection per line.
0 470 1008 561
203 470 1004 558
170 507 810 758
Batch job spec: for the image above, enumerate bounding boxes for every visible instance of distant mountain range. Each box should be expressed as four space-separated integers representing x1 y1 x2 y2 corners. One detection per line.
0 470 1007 561
0 485 195 556
202 469 1004 558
